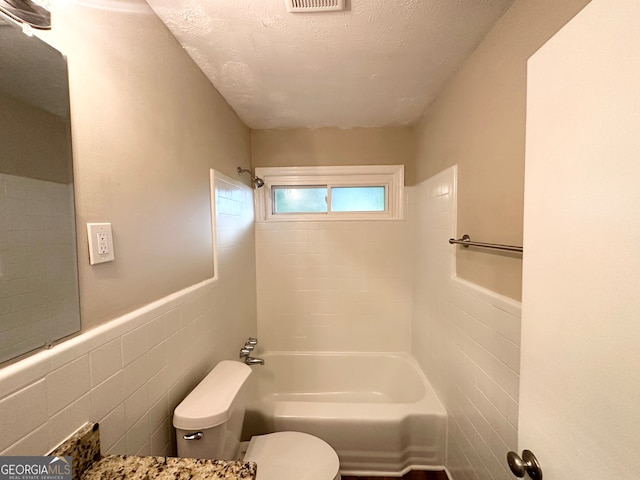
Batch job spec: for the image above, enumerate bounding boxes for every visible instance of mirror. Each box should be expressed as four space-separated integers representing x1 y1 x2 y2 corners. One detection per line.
0 0 51 30
0 19 80 363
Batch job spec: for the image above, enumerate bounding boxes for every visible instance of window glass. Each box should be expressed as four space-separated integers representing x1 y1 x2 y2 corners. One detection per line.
331 186 386 212
254 165 404 221
273 186 327 213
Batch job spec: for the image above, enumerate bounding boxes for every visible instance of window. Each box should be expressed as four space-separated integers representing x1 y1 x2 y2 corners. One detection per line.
254 165 404 221
273 186 328 213
330 186 386 212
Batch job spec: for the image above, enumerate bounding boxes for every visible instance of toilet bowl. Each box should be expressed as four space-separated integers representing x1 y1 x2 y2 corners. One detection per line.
173 360 340 480
245 432 340 480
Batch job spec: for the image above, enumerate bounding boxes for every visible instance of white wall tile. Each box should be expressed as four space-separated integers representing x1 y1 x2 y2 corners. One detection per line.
146 342 167 379
107 434 127 457
124 384 149 430
474 368 518 428
122 354 151 399
48 393 91 450
50 329 107 370
100 404 126 453
136 441 151 457
0 380 48 452
147 395 169 435
410 166 522 480
256 220 412 352
147 367 169 407
121 325 149 366
0 352 51 398
162 308 182 338
125 414 149 454
90 339 122 387
91 371 125 421
0 424 50 456
46 355 91 416
151 417 172 455
146 315 166 348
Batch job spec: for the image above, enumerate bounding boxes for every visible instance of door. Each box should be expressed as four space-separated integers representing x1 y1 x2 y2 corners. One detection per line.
519 1 640 479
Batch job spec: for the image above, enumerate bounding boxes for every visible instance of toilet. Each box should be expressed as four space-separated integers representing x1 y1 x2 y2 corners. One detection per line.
173 360 341 480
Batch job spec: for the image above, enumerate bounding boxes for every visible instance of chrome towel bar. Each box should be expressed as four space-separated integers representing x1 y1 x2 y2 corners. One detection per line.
449 234 523 253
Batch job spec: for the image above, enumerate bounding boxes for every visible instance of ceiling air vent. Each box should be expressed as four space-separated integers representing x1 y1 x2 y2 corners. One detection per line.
285 0 346 13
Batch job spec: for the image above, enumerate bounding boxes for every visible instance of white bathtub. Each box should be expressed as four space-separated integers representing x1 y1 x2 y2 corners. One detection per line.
241 352 447 476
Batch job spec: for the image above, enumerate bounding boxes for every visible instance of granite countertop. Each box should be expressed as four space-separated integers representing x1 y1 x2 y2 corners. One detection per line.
48 423 256 480
82 455 257 480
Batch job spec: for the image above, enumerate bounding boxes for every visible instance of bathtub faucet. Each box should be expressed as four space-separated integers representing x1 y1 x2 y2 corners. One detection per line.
239 337 264 365
244 357 265 366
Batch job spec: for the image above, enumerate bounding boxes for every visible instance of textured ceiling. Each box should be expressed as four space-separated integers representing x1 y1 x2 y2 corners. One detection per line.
146 0 515 129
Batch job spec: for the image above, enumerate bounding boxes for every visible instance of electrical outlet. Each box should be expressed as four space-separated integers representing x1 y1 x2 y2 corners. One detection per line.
87 223 115 265
97 232 109 254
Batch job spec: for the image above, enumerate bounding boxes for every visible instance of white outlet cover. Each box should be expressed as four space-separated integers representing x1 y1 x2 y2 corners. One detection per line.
87 223 115 265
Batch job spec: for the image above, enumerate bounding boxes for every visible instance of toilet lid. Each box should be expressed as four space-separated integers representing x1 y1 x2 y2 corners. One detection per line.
244 432 340 480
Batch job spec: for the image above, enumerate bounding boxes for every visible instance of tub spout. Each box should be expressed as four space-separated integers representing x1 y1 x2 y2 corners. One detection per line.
244 357 265 366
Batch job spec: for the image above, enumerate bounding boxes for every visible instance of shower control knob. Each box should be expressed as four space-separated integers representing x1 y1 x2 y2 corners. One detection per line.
507 450 542 479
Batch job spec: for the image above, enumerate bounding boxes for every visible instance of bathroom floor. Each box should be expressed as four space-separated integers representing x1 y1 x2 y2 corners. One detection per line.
343 470 449 480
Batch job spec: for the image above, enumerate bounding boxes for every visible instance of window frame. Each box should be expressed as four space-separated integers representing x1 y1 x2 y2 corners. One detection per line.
254 165 405 222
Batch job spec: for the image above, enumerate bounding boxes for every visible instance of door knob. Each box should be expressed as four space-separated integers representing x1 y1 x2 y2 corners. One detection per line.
507 450 542 479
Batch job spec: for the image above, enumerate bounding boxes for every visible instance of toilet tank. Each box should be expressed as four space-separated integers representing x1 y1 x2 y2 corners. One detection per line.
174 361 252 460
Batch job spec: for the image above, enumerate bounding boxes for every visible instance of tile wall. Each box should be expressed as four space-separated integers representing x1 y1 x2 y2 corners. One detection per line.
255 220 411 352
0 174 80 363
0 171 256 457
410 166 522 480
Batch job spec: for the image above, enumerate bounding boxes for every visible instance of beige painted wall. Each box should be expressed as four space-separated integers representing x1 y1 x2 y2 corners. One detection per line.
36 1 251 329
413 0 591 301
252 127 416 185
